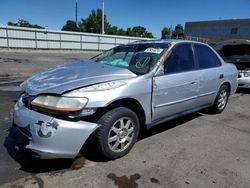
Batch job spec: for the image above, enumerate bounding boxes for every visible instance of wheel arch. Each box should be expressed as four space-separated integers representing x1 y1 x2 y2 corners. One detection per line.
220 81 231 94
80 98 146 159
102 98 146 128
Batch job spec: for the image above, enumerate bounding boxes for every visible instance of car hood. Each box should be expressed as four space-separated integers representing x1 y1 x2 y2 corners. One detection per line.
21 59 137 96
224 55 250 70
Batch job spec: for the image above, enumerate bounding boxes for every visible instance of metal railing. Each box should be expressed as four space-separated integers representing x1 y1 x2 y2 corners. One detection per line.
0 25 151 50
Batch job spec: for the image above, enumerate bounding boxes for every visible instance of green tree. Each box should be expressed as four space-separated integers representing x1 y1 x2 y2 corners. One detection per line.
79 8 110 34
132 26 145 37
126 27 133 36
117 28 126 36
61 20 79 32
71 8 154 38
106 26 118 35
8 19 44 29
173 24 184 38
125 26 153 38
161 27 172 39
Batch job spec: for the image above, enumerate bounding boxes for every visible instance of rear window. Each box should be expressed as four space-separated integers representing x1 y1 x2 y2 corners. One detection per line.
194 44 221 69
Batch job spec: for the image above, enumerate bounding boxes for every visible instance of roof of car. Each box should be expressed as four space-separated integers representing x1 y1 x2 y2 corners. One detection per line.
131 39 207 46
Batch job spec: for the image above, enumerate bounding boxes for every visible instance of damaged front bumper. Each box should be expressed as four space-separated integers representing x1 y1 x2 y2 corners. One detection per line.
13 97 99 159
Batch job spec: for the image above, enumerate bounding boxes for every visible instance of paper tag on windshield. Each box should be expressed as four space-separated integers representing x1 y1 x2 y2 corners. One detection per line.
144 48 163 54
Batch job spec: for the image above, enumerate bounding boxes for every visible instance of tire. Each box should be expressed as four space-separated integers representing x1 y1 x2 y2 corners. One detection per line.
211 85 230 113
95 107 140 160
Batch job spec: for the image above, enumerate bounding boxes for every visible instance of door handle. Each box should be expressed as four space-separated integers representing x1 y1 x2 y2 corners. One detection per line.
219 74 224 79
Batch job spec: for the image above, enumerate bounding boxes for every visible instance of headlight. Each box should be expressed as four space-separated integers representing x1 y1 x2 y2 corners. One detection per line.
244 72 250 77
65 81 127 96
31 95 88 112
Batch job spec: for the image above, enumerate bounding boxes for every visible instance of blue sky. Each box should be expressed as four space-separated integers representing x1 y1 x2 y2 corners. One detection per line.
1 0 250 38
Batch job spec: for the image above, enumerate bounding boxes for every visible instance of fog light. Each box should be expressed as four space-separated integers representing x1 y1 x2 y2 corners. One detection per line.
67 108 97 119
80 108 96 116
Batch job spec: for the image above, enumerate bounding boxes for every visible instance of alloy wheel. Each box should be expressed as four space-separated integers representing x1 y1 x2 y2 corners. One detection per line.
108 117 135 153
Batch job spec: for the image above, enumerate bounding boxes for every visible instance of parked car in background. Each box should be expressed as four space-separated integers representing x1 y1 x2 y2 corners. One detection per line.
214 39 250 88
13 40 238 160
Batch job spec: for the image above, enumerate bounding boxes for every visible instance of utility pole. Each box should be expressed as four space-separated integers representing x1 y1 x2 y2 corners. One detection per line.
102 0 105 34
75 2 78 25
170 24 173 39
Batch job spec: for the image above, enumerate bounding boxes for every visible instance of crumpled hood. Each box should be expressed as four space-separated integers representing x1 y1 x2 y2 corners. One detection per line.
21 59 136 95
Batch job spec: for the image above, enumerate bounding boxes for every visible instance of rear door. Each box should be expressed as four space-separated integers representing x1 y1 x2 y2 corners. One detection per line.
193 44 223 107
152 43 199 121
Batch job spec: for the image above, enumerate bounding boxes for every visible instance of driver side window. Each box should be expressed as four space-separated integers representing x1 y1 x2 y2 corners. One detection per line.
164 43 195 74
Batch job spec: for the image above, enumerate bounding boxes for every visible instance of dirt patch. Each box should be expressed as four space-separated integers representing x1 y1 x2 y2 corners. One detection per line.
0 74 25 83
0 81 23 87
0 57 29 64
0 74 11 82
150 177 160 185
9 185 25 188
70 157 86 170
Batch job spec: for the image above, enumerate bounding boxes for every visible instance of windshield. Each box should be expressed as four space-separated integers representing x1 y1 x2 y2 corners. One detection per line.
92 43 170 75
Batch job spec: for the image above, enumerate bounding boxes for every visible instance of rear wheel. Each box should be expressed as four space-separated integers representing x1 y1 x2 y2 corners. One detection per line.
211 85 229 113
95 107 140 159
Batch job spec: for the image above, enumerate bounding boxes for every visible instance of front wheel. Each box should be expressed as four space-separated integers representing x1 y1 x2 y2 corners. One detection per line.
95 107 140 160
211 85 230 113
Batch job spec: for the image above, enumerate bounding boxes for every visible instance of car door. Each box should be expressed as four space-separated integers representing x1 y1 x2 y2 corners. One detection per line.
152 43 199 121
193 44 224 107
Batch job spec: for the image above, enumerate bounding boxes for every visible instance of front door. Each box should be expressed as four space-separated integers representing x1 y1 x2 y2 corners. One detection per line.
152 43 199 121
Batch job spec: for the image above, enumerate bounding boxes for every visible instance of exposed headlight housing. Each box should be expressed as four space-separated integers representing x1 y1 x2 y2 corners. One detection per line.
31 95 88 112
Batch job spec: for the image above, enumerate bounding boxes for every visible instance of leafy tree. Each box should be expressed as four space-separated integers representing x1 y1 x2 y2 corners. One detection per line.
126 27 133 36
117 28 127 36
106 26 118 35
61 20 79 32
132 26 145 37
125 26 153 38
161 27 172 39
57 8 155 38
78 8 154 38
173 24 184 38
8 19 44 29
79 8 110 34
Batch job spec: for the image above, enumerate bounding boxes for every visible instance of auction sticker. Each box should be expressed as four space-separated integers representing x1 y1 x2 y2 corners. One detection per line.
144 48 163 54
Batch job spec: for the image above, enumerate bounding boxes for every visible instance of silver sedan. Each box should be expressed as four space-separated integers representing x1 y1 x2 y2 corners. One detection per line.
13 40 238 159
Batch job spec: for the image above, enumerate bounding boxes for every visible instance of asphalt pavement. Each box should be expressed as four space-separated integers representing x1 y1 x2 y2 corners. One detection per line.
0 49 250 188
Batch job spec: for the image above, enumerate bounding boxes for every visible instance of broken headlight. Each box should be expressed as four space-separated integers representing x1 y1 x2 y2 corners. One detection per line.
31 95 88 112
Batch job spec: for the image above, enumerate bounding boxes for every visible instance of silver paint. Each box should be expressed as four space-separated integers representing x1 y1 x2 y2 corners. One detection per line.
21 59 137 95
238 70 250 88
14 97 99 159
13 40 238 159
